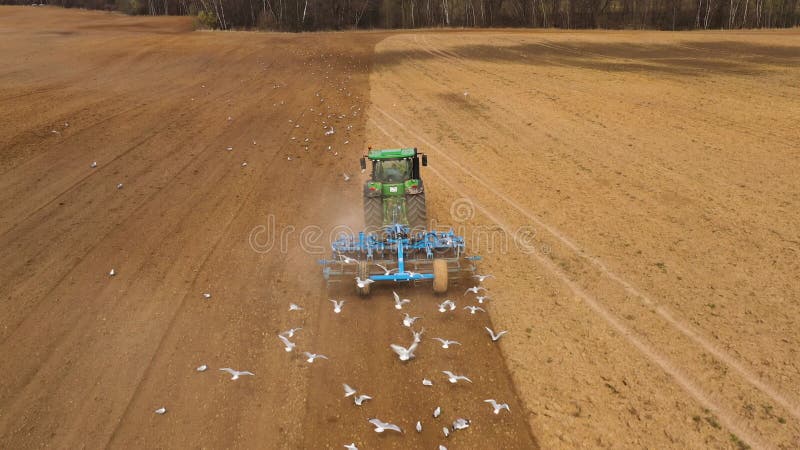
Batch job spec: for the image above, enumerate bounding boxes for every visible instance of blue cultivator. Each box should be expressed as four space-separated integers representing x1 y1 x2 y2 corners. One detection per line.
320 224 480 296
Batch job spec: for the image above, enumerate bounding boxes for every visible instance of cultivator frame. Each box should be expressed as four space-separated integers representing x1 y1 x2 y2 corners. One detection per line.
320 224 479 296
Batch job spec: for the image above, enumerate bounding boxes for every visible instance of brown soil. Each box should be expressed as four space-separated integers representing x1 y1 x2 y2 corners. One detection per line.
0 7 534 450
1 5 798 450
368 30 800 449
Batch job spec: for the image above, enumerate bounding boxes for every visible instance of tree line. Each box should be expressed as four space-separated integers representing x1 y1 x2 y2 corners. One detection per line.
7 0 799 29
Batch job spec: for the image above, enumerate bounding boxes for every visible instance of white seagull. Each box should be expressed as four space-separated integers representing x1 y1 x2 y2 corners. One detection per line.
196 365 208 372
416 421 422 432
473 274 493 282
442 370 472 384
410 328 424 344
90 161 97 168
355 277 374 289
108 269 116 277
433 406 441 418
343 172 351 182
422 378 433 386
442 427 450 437
368 418 402 433
303 352 329 363
402 313 420 328
330 299 345 314
289 303 303 311
280 327 302 338
116 183 124 189
338 254 359 264
202 292 212 299
452 418 471 430
375 263 397 275
278 334 295 352
464 286 487 295
464 305 485 315
344 444 358 450
485 327 509 342
392 291 411 310
354 394 372 406
485 399 511 414
390 342 418 361
219 368 254 380
437 300 456 313
343 383 357 397
475 295 491 304
154 407 166 415
433 338 461 349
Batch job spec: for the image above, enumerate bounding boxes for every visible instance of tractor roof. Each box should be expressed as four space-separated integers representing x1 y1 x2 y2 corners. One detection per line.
367 147 417 160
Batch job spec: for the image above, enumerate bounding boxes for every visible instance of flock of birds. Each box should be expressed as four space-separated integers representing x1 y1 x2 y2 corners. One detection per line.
99 52 513 447
270 263 512 449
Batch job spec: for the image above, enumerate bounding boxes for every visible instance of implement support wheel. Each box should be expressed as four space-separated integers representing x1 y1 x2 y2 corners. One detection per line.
357 260 371 297
432 259 448 294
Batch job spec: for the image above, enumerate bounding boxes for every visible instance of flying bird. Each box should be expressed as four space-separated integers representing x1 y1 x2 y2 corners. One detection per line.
375 263 397 275
303 352 329 363
437 300 456 313
473 274 493 282
410 328 424 344
452 418 471 430
330 299 345 314
343 383 357 397
219 368 254 380
485 327 509 342
278 334 295 352
464 286 487 295
392 291 411 310
475 295 491 304
464 305 486 315
442 370 472 384
344 444 358 450
355 277 374 289
390 342 418 361
433 338 461 349
280 327 302 338
289 303 303 311
485 399 511 414
368 418 402 433
338 254 359 264
354 394 372 406
402 313 420 328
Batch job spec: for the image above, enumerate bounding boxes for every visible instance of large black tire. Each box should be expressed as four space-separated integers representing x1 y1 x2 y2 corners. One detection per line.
406 192 427 232
364 195 383 232
357 261 371 296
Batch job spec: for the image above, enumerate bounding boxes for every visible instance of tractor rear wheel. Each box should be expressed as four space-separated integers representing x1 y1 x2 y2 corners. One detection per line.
406 193 427 232
364 195 383 232
432 258 448 294
357 260 371 297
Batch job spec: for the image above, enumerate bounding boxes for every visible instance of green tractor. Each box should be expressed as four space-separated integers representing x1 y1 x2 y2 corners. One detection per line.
360 147 428 232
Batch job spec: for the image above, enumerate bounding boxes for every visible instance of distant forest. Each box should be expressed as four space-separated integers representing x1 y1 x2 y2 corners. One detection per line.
6 0 799 30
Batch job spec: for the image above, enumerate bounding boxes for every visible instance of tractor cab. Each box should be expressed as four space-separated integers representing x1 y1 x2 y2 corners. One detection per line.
360 148 428 231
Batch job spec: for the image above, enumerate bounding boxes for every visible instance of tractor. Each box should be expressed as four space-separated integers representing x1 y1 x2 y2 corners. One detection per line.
360 147 427 232
319 148 480 296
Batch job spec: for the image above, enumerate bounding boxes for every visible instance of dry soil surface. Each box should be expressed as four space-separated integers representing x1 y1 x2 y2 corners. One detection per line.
1 6 799 450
